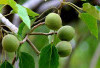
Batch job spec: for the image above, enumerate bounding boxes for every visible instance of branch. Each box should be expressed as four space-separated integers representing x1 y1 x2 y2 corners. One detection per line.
31 17 45 27
89 43 100 68
30 22 45 33
12 56 16 65
0 13 18 33
29 32 57 36
0 27 10 34
26 38 40 55
20 35 28 44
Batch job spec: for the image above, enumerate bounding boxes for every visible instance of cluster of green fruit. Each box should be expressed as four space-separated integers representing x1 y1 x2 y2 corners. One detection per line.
45 13 75 57
1 13 75 58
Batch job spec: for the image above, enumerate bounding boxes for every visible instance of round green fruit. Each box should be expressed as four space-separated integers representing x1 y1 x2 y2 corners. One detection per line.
45 13 62 30
2 34 20 52
56 41 72 57
57 26 75 41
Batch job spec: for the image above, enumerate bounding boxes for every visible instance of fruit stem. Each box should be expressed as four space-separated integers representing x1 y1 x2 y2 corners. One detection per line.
64 2 83 10
58 0 64 15
62 2 82 14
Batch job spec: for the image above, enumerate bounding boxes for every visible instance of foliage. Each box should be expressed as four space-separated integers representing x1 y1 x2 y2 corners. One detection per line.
0 60 13 68
0 0 100 68
39 44 59 68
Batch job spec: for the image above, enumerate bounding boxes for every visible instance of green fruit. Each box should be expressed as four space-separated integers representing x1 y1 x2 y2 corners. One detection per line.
57 26 75 41
45 13 62 30
2 34 20 52
56 41 72 57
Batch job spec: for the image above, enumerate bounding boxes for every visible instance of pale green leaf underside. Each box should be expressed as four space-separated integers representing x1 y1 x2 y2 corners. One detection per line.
79 13 98 39
26 8 39 18
83 3 100 21
16 4 31 29
18 22 25 36
8 0 31 29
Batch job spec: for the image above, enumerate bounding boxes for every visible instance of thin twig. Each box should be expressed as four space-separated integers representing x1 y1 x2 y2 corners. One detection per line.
0 27 4 39
26 38 40 55
32 7 58 27
3 12 12 17
30 22 45 33
63 2 81 14
20 35 28 44
31 17 45 27
63 2 83 10
2 28 9 34
58 0 63 14
0 28 11 34
12 56 16 65
29 32 57 36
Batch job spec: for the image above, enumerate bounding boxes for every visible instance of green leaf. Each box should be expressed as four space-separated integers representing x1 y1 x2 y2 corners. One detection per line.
50 45 59 68
19 52 35 68
39 44 52 68
0 60 13 68
79 13 98 39
22 25 30 38
8 0 31 29
17 0 27 5
82 3 100 21
39 44 59 68
0 0 8 4
18 22 25 36
8 0 18 12
26 8 39 18
0 5 4 12
22 18 36 38
16 4 31 29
